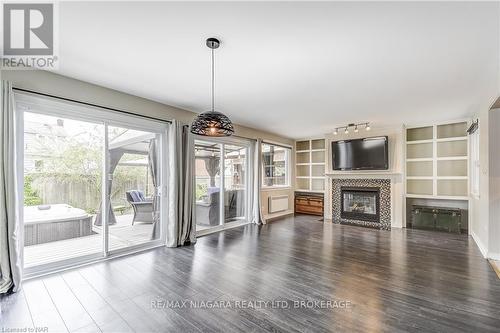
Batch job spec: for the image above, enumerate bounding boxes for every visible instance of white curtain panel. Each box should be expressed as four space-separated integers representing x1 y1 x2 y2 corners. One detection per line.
252 139 264 224
0 81 22 294
166 120 196 247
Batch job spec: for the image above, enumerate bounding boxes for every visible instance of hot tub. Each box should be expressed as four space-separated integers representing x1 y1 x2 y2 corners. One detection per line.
24 204 94 246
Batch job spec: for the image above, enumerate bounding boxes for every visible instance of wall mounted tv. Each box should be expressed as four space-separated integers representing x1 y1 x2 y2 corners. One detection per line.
332 136 389 171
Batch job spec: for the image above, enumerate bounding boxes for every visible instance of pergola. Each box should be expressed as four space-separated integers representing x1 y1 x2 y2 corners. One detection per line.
195 142 245 187
94 131 158 226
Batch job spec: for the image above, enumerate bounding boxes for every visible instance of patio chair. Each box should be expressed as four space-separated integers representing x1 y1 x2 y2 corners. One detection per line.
195 189 244 226
126 190 153 225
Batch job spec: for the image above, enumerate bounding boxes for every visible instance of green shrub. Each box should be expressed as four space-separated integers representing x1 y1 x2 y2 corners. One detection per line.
196 183 208 200
24 175 42 206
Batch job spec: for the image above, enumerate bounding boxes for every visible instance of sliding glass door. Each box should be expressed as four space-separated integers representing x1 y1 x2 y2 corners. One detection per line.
22 112 105 269
223 144 247 226
17 92 167 275
105 126 162 251
194 138 251 235
195 141 222 232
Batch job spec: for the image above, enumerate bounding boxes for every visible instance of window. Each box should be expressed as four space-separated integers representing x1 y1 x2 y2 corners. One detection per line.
262 143 291 187
34 160 44 171
469 127 480 198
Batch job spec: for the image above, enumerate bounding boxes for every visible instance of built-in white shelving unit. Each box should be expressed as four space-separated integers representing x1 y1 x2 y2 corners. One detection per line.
295 139 326 192
405 121 469 199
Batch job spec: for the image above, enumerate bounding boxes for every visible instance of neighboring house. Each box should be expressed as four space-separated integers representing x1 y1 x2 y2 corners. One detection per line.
24 118 67 173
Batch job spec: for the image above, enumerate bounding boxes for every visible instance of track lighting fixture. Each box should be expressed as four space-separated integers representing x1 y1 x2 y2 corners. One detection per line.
333 122 371 136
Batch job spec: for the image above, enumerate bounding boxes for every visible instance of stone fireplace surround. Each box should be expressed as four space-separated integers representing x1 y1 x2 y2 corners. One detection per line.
332 178 391 230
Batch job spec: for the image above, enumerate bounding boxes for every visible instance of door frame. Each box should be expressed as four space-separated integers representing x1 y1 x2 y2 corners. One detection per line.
15 92 168 277
103 122 168 257
194 136 253 236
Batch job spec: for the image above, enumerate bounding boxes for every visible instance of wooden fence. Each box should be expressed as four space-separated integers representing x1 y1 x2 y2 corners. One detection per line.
31 174 150 214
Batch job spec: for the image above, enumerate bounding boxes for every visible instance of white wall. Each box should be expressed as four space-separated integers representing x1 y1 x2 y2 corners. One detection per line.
470 108 490 256
468 1 500 257
325 127 403 174
467 11 500 256
470 107 500 259
488 109 500 259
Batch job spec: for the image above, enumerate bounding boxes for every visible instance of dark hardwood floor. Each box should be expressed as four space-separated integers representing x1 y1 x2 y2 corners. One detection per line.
1 215 500 332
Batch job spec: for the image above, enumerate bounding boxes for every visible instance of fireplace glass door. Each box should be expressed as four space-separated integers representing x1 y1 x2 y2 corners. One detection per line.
341 187 380 222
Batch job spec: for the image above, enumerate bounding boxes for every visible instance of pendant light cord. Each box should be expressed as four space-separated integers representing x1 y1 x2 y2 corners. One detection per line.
211 48 215 111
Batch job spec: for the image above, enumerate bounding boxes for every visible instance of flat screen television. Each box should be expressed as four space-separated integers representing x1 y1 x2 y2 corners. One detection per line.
332 136 388 170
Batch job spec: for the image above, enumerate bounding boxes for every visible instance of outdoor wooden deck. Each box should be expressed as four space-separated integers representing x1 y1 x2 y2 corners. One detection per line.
24 215 154 268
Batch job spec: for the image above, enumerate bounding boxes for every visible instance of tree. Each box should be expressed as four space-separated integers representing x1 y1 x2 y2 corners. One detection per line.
27 123 151 213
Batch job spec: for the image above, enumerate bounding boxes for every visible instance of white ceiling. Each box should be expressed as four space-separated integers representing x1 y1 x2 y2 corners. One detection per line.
54 1 500 139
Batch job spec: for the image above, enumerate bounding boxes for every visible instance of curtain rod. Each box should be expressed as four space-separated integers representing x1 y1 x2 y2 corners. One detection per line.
12 87 172 124
262 140 292 149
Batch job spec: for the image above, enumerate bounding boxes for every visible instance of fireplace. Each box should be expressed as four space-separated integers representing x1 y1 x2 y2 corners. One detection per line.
341 187 380 223
332 179 391 229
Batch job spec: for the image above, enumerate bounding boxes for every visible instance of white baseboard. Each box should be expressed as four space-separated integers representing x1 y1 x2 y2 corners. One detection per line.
488 252 500 260
263 209 294 223
390 219 403 228
470 230 488 258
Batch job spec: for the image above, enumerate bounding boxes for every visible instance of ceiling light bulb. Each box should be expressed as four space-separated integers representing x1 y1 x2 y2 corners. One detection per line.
210 126 217 134
344 128 349 134
366 124 371 131
354 126 359 133
333 129 338 135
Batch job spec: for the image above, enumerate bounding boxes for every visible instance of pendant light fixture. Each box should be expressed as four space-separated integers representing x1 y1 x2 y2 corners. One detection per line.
190 38 234 137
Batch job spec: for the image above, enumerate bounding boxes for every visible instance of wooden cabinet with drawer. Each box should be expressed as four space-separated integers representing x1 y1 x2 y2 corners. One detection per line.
295 192 324 216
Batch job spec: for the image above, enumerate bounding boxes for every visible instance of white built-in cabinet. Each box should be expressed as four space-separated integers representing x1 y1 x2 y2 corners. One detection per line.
295 139 326 192
405 121 469 199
